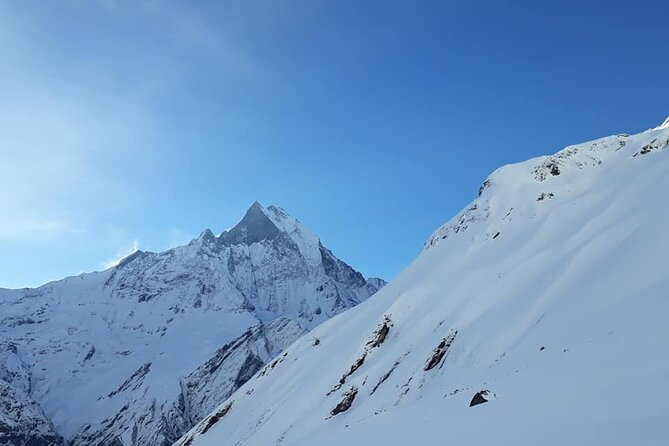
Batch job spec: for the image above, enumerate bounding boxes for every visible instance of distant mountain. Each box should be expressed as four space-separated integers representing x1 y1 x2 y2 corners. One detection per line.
176 119 669 446
0 203 385 446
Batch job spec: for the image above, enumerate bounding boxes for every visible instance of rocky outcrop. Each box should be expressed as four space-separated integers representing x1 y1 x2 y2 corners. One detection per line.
0 380 63 446
469 390 495 407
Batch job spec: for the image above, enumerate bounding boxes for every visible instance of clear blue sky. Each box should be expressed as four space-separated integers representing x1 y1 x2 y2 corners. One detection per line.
1 0 667 288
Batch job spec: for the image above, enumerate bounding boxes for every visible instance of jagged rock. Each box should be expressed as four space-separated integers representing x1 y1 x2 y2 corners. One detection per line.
0 380 63 446
330 387 358 417
424 330 458 371
469 390 494 407
478 179 491 197
633 136 669 156
199 402 232 435
367 315 392 349
329 316 394 394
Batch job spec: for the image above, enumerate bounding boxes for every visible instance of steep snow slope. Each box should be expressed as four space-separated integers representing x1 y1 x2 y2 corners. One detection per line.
177 121 669 446
0 203 384 446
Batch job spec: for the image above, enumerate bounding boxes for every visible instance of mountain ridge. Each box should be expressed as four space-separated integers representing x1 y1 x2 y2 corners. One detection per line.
175 121 669 446
0 202 385 446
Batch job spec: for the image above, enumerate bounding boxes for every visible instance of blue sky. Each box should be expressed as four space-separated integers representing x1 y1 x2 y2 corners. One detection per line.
1 0 667 288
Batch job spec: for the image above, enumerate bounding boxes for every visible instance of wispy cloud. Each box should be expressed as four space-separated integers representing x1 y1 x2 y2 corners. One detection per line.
103 239 140 269
0 0 264 286
0 3 149 243
0 218 79 242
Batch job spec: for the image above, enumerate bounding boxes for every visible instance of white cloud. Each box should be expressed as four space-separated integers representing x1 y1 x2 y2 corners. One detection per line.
103 239 140 269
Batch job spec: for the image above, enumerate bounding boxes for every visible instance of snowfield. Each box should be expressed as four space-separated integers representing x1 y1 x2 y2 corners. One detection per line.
176 121 669 446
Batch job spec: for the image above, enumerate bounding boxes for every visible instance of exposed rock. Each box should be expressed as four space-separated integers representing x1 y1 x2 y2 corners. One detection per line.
330 387 358 417
633 137 669 156
478 179 491 197
0 380 64 446
329 316 394 395
424 330 458 371
199 402 233 435
469 390 494 407
370 359 400 396
367 315 392 349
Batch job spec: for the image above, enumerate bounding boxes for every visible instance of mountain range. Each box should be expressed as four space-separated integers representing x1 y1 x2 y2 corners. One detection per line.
0 203 385 446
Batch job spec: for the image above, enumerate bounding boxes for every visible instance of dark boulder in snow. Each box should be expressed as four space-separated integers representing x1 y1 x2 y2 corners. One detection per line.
330 387 358 417
469 390 494 407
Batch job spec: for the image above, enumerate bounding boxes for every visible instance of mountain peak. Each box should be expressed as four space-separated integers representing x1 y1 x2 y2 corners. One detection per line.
219 201 281 245
241 201 269 222
657 116 669 130
193 228 216 245
248 200 264 213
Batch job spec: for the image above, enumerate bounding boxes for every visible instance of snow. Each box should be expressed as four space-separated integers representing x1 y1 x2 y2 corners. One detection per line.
0 203 384 445
264 205 323 269
655 116 669 130
177 124 669 446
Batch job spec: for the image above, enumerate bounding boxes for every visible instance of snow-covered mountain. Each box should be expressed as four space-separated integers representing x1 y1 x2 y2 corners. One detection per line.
0 343 63 446
176 120 669 446
0 203 384 446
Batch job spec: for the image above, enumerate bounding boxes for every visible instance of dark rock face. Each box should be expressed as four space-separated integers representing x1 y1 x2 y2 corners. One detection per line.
319 245 367 290
548 162 561 176
469 390 493 407
330 387 358 417
424 330 458 371
634 136 669 156
478 179 491 197
199 402 233 435
234 355 265 388
219 202 282 246
0 381 64 446
367 315 392 349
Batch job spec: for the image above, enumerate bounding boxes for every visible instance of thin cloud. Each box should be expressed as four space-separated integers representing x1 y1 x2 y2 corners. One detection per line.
0 3 151 244
103 239 140 270
0 218 78 242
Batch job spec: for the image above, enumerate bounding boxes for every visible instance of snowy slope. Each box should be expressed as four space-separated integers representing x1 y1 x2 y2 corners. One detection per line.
177 120 669 446
0 203 384 446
